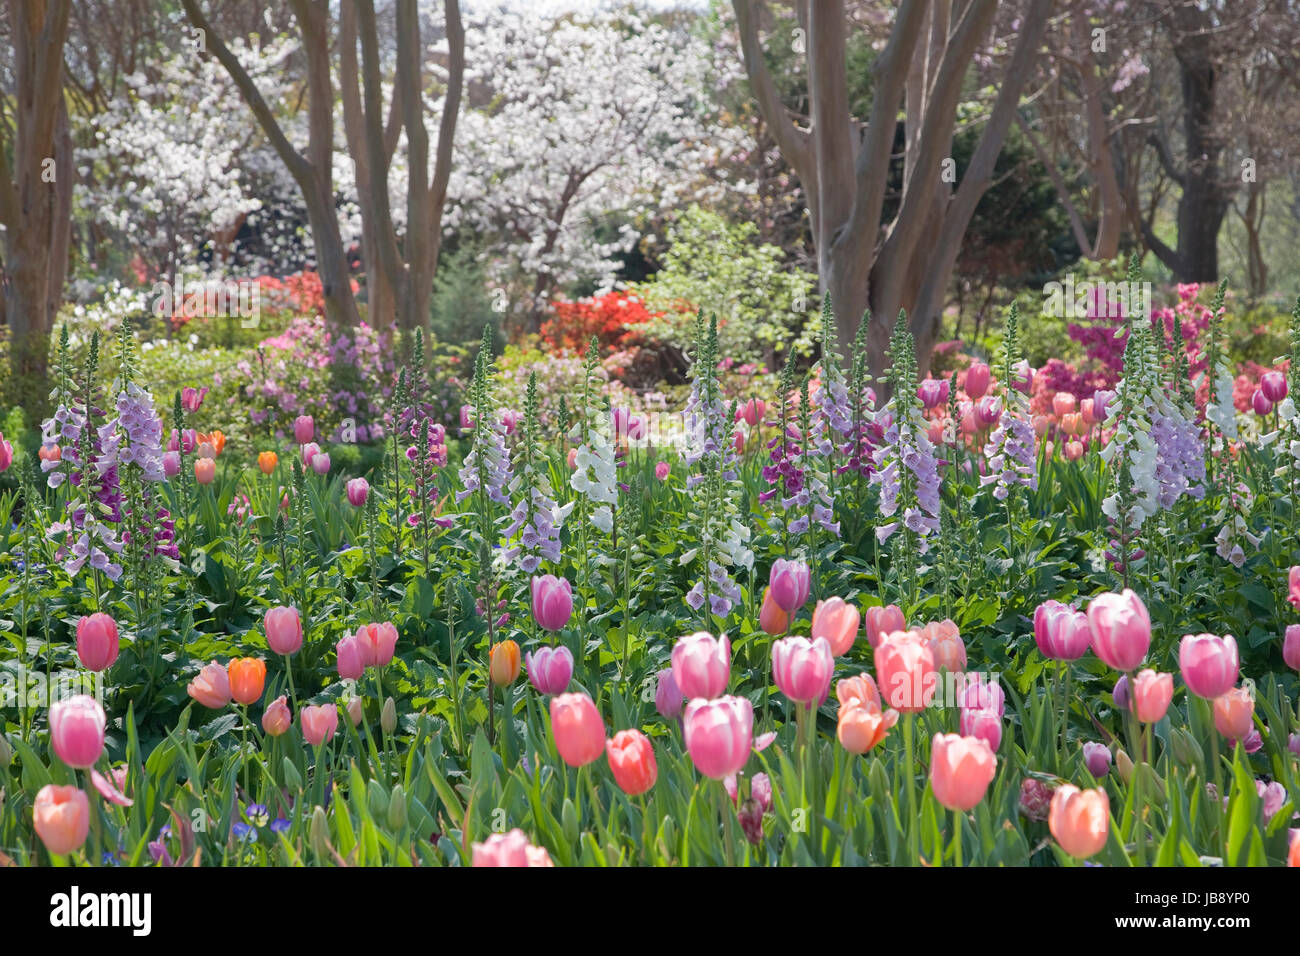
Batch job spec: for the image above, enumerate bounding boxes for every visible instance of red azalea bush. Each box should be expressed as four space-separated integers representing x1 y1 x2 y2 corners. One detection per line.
540 291 656 356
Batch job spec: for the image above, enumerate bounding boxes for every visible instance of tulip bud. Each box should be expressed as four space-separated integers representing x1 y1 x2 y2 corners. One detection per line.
1169 727 1203 772
282 757 304 792
382 696 397 735
1115 748 1133 783
562 797 580 844
310 805 330 857
387 783 408 830
367 778 389 820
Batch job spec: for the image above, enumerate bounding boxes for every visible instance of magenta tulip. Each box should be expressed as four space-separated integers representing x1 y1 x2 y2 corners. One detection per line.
294 415 315 444
1252 389 1273 416
346 477 369 507
768 558 811 614
1285 624 1300 672
1082 741 1112 777
1033 600 1091 661
525 645 574 696
959 707 1003 752
1261 370 1287 404
964 362 991 399
531 575 573 632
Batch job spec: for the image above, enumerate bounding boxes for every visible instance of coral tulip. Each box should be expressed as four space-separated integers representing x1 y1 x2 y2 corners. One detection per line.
874 631 937 713
759 585 789 635
355 621 399 668
49 695 106 769
75 612 119 672
1049 785 1109 859
929 733 997 811
33 785 90 856
1213 688 1255 741
1052 392 1077 417
837 701 898 754
549 693 605 767
671 631 730 700
606 729 657 795
811 596 859 656
836 673 881 711
682 696 753 779
918 619 965 672
194 457 216 485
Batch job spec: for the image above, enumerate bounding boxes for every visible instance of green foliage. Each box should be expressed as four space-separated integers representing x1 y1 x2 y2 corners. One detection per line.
429 243 501 348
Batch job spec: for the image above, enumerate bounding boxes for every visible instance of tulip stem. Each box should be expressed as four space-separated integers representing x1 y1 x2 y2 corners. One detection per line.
903 712 918 865
284 653 298 709
952 809 963 867
718 780 738 866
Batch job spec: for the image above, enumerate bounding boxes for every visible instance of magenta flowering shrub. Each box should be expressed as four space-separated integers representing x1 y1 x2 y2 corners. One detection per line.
234 317 395 443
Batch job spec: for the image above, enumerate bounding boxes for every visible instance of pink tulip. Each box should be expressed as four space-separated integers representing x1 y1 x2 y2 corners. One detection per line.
33 785 90 856
1064 440 1085 461
531 574 573 631
1132 669 1173 723
811 597 859 656
655 461 671 481
181 386 208 413
917 378 949 409
736 398 767 426
346 697 364 727
1033 600 1091 661
959 707 1003 752
262 695 292 736
1013 359 1035 394
864 604 906 650
549 693 605 767
294 415 315 445
1290 567 1300 610
874 631 937 714
929 733 997 811
525 645 574 696
1261 370 1287 403
75 613 120 672
958 673 1006 715
336 634 364 681
1252 389 1273 416
49 695 106 769
1285 624 1300 672
1086 589 1151 671
771 636 834 707
264 605 302 656
1179 633 1239 699
187 661 232 708
346 477 369 507
300 703 339 746
768 558 810 613
655 668 684 719
472 829 553 867
311 452 331 475
1093 389 1115 421
1079 398 1097 426
964 362 991 399
682 696 753 779
163 451 180 477
1052 392 1077 418
355 622 398 667
301 442 321 466
671 632 730 700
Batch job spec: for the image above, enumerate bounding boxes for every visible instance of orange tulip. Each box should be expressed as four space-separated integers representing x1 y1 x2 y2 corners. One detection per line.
758 585 789 636
837 701 898 754
1289 829 1300 867
227 657 267 706
489 640 521 686
258 451 278 475
1048 784 1109 859
194 457 216 485
198 430 227 456
835 673 881 711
